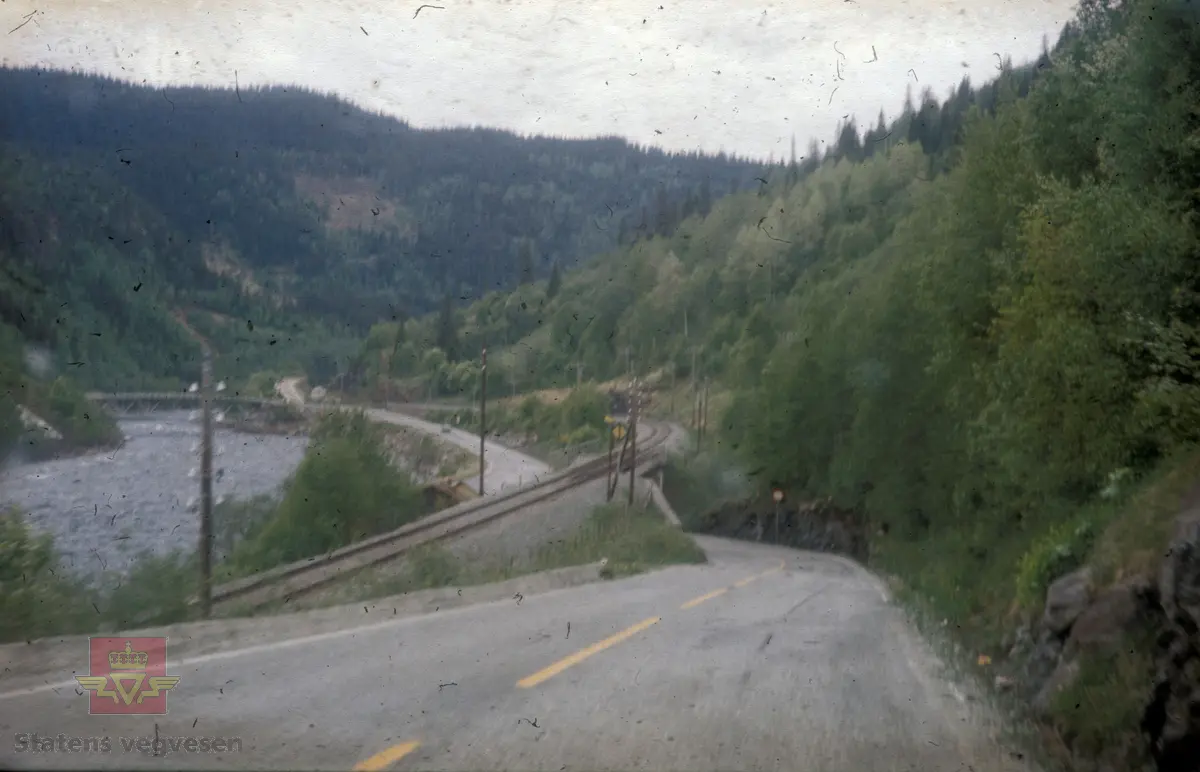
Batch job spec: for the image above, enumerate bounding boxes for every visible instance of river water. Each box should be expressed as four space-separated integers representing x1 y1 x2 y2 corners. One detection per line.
0 412 308 586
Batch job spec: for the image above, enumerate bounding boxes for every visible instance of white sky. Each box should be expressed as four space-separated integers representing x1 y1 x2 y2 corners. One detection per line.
2 0 1079 161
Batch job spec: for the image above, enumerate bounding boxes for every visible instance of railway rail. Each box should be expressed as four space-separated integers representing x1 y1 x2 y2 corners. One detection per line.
211 420 673 613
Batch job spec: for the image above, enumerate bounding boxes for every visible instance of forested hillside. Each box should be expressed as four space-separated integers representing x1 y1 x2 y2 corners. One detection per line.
355 1 1200 766
370 0 1198 525
0 68 768 389
350 46 1053 394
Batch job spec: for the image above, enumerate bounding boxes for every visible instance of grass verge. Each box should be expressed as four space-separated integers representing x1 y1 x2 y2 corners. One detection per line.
277 499 708 610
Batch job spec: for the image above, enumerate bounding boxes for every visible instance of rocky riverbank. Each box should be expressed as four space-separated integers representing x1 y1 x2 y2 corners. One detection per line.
0 413 308 586
12 402 125 464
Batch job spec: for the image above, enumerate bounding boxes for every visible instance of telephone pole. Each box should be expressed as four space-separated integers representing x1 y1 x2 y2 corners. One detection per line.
198 348 214 619
628 380 639 506
609 424 630 501
606 422 616 501
479 346 487 496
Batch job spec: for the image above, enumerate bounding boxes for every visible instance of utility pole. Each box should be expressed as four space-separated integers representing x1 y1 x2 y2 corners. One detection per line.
606 423 616 501
198 348 214 619
669 360 676 415
479 347 487 496
380 348 388 406
609 422 631 501
628 380 639 506
773 489 782 543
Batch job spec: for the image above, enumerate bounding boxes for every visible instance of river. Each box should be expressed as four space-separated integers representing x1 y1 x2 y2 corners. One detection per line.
0 412 308 586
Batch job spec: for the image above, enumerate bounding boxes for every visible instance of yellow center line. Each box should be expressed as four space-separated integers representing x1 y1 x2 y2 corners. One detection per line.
758 560 786 578
353 740 420 771
680 587 728 609
733 574 759 588
517 616 661 689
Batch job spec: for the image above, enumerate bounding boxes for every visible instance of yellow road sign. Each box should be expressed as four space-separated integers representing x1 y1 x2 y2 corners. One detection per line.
612 425 626 440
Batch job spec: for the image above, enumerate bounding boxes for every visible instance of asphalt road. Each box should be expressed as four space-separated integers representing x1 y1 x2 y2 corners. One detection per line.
363 407 550 496
0 537 1034 772
274 379 551 496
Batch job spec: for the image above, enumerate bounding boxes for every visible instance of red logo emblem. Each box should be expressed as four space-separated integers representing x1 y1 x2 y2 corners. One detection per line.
74 637 180 715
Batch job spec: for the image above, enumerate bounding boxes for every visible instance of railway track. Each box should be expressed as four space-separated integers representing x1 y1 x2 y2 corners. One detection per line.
211 420 673 613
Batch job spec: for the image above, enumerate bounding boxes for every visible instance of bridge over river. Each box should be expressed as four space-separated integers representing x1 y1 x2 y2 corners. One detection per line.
85 391 299 422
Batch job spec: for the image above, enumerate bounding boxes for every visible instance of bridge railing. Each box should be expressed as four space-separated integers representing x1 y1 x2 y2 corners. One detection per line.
86 392 289 409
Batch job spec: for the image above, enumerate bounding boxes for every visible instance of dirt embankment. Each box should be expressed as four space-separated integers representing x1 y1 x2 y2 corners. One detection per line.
377 424 473 485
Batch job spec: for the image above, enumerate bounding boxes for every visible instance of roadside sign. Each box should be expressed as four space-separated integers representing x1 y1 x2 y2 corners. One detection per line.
772 489 784 503
612 425 626 440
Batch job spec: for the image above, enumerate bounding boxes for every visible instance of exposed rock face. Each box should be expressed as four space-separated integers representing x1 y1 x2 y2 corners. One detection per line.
1143 509 1200 772
1000 506 1200 771
1065 577 1154 658
1043 568 1094 636
1008 625 1064 709
696 496 867 562
1160 510 1200 633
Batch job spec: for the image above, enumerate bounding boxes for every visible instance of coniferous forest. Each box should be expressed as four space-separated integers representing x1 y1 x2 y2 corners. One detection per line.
0 66 771 389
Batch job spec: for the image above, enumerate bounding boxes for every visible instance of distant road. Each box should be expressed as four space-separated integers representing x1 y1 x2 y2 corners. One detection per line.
0 537 1033 772
276 378 550 496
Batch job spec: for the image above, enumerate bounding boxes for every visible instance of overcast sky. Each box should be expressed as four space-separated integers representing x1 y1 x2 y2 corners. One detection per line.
3 0 1079 161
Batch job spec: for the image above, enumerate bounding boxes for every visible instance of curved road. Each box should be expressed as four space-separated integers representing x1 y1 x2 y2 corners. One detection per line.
276 378 550 496
0 537 1033 772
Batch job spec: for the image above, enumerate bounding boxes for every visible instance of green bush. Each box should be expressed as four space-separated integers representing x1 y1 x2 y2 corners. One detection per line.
212 494 279 564
0 394 18 462
102 549 197 630
242 371 285 398
664 450 752 530
0 509 92 642
0 327 23 460
563 424 601 445
0 509 207 642
228 410 425 572
516 395 540 425
1015 516 1098 609
557 387 607 433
